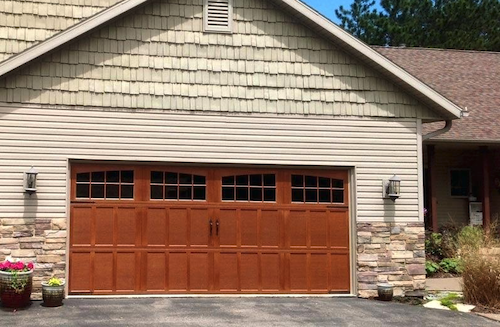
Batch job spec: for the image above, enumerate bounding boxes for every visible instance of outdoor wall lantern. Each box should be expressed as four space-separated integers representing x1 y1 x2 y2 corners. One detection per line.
383 175 401 201
24 166 38 194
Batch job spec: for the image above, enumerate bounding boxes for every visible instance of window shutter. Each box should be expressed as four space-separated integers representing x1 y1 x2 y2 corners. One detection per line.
204 0 233 33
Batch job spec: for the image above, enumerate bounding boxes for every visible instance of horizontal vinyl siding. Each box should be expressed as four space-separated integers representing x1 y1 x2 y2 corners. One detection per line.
0 105 419 222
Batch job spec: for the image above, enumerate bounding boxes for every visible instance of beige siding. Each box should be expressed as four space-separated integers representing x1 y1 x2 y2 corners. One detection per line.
0 105 420 222
0 0 440 120
0 0 123 62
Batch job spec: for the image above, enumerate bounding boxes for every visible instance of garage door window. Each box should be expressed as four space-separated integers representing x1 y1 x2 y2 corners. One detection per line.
222 174 276 202
291 175 344 204
76 170 134 199
150 171 206 201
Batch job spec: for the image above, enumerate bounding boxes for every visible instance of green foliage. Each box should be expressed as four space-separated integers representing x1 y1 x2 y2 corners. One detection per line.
440 293 460 311
335 0 500 51
439 258 463 274
425 233 443 258
425 261 440 275
48 277 62 286
10 271 28 294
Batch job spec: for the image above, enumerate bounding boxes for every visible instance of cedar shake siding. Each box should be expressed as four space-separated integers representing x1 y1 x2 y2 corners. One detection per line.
0 0 440 119
0 0 123 62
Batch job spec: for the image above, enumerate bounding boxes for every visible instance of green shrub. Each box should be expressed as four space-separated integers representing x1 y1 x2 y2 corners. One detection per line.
425 233 443 258
425 261 440 275
439 258 463 274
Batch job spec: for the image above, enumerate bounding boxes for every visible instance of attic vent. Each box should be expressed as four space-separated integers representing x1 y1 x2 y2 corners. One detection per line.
204 0 233 33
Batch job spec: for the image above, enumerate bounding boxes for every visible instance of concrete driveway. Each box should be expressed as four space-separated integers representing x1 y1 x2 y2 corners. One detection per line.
1 297 498 327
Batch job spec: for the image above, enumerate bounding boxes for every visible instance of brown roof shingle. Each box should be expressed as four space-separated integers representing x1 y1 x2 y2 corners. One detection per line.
375 46 500 142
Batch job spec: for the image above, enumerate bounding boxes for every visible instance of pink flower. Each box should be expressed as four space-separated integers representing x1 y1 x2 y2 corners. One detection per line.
27 262 34 270
14 262 24 270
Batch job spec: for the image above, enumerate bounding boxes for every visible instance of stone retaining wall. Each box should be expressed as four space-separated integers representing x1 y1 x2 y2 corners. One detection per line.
0 218 67 299
357 222 426 298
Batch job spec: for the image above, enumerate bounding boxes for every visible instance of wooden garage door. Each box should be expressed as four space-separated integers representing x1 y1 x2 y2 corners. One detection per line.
69 164 350 295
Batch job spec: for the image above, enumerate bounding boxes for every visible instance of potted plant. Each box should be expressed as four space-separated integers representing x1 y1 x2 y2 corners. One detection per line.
377 283 394 301
0 259 34 308
41 277 65 307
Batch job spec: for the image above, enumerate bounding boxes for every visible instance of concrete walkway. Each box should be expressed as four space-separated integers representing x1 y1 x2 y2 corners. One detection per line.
427 277 463 291
1 298 497 327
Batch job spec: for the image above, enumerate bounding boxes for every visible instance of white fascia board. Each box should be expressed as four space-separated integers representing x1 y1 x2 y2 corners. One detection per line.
279 0 463 120
0 0 150 78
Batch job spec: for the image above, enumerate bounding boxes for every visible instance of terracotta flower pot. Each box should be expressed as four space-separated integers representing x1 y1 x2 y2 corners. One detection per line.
0 270 33 308
41 282 65 307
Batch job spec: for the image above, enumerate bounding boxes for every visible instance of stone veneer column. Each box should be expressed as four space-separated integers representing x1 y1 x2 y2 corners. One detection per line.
0 218 67 299
357 222 426 298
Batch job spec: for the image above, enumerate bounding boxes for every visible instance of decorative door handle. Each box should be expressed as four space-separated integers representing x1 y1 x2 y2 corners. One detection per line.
209 219 213 236
216 220 220 236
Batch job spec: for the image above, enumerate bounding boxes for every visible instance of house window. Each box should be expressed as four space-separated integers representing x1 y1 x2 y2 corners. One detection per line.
450 169 470 197
291 175 345 204
150 172 206 201
76 170 134 200
222 174 276 202
204 0 233 33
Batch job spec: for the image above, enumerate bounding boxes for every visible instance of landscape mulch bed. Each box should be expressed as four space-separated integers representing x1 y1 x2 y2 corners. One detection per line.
471 304 500 314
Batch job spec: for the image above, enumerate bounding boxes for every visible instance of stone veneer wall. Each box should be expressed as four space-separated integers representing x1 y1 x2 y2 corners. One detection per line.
0 218 67 299
357 222 426 298
1 219 425 298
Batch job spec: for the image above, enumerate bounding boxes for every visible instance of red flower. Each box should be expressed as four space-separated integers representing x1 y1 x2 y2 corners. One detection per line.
27 262 34 270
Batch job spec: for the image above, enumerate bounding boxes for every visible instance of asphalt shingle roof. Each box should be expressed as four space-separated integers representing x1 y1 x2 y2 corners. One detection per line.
375 46 500 142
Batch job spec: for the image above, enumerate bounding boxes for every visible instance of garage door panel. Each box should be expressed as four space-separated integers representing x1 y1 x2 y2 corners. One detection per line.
240 210 258 247
116 207 139 246
71 207 92 246
145 208 167 246
261 253 280 291
310 254 328 291
289 253 308 291
260 210 280 248
93 252 114 292
146 252 166 291
240 253 259 291
168 209 188 247
217 252 238 292
288 210 308 248
95 207 114 246
116 252 137 292
330 254 350 292
218 209 238 248
330 211 349 248
310 211 328 248
69 252 92 293
189 252 210 291
169 252 188 291
189 209 210 247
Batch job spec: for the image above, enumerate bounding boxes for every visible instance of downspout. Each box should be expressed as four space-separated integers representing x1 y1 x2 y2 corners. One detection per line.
422 120 452 141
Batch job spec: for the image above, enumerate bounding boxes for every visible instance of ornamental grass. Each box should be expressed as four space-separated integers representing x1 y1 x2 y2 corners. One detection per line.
459 224 500 310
